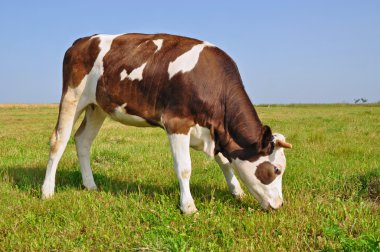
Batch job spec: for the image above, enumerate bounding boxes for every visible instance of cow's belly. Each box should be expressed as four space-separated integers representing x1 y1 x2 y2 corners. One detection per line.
107 103 155 127
189 125 215 157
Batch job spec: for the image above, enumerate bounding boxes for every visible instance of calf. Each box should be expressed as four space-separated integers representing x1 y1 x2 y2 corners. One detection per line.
42 33 292 213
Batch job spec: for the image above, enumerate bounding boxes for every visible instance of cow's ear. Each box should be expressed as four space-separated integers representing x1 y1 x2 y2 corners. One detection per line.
260 125 274 156
261 125 273 149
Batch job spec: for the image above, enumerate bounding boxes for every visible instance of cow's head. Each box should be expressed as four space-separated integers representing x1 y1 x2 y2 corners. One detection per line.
231 133 292 210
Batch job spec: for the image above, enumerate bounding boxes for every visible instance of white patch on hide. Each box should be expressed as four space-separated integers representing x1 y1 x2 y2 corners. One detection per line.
189 124 215 157
232 154 284 210
167 133 198 214
120 62 147 82
75 34 122 107
271 133 287 169
153 39 163 53
168 41 214 79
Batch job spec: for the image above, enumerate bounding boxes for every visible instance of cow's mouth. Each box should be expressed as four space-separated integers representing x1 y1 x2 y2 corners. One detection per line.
261 199 283 210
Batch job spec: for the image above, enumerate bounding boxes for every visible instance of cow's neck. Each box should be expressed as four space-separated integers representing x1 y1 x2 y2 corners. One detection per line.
215 84 266 159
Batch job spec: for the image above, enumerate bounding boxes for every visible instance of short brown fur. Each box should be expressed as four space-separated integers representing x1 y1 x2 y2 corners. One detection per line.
62 36 101 94
64 33 274 162
255 161 279 185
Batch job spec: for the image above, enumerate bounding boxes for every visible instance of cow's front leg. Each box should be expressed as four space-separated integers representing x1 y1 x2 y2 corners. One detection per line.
167 133 198 214
215 153 245 200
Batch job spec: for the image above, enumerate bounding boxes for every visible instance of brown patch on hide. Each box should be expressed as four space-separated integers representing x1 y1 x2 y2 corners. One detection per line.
255 161 279 185
62 36 101 94
50 129 59 154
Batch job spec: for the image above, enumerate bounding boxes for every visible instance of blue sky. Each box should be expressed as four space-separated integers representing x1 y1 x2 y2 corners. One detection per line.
0 1 379 104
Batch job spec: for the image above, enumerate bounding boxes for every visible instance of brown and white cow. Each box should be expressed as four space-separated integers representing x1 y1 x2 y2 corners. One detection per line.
42 33 292 214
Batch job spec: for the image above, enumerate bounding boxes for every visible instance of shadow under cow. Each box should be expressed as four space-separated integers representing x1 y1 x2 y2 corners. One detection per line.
4 166 257 210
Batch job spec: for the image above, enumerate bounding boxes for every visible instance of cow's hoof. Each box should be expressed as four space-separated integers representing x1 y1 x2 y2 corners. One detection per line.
41 192 54 199
41 183 54 199
180 202 198 215
232 190 245 201
83 182 98 191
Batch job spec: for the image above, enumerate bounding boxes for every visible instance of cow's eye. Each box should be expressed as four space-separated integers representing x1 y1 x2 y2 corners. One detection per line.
274 166 281 175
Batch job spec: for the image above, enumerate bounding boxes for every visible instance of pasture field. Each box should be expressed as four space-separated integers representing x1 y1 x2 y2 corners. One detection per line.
0 104 379 251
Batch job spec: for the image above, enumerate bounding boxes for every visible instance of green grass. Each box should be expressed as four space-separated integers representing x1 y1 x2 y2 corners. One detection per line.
0 104 379 251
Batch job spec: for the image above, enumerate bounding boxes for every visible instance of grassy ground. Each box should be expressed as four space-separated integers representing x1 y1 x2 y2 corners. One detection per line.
0 104 379 251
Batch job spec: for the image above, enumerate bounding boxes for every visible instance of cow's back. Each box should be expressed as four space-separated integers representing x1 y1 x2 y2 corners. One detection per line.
64 33 242 131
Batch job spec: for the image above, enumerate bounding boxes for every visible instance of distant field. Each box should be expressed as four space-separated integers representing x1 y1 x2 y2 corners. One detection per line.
0 104 379 251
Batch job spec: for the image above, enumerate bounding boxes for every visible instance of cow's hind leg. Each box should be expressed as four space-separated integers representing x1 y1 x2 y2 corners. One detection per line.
42 90 85 198
167 133 198 214
215 153 245 200
74 105 106 190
